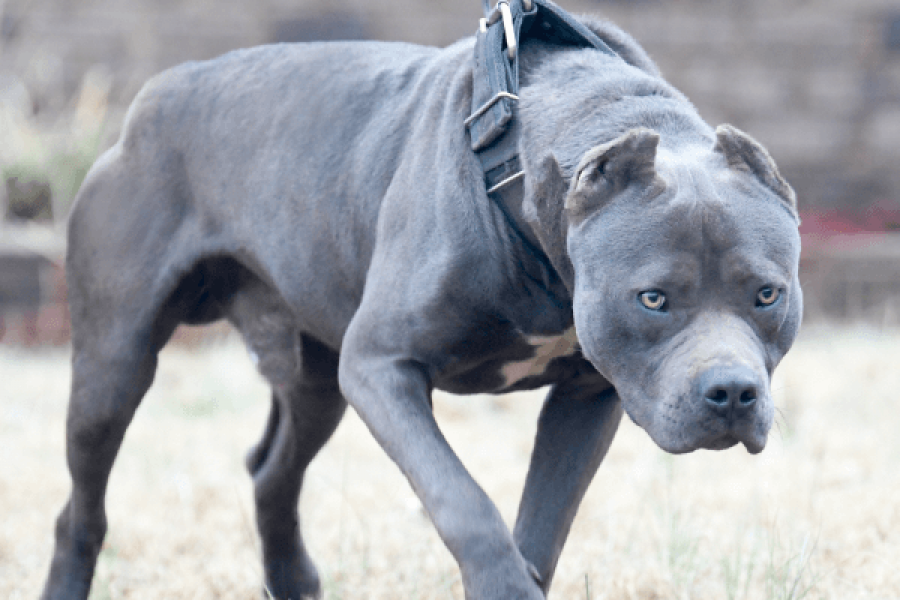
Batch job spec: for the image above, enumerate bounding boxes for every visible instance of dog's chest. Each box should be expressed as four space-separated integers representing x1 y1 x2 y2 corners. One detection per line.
498 327 580 388
436 326 581 394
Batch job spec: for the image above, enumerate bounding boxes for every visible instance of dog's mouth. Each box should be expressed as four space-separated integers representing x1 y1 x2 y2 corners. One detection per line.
623 401 770 455
702 429 766 455
738 433 766 455
664 430 766 455
704 434 739 451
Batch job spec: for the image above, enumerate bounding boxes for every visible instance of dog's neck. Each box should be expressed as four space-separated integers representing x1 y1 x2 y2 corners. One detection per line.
480 135 575 297
489 175 543 252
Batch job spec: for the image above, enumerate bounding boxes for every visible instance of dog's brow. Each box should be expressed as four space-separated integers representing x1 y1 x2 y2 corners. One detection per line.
630 256 701 287
720 253 790 287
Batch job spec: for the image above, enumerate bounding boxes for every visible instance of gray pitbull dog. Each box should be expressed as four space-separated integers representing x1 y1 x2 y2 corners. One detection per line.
42 12 802 600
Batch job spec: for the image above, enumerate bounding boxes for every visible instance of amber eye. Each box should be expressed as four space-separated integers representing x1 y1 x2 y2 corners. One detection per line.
639 290 667 311
756 286 780 307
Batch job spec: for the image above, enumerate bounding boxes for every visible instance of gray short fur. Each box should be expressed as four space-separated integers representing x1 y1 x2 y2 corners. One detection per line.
41 14 801 600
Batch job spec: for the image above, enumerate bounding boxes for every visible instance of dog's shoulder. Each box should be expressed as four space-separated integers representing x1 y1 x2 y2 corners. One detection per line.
576 16 661 77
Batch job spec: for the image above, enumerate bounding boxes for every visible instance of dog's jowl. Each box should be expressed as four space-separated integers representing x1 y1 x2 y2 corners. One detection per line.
42 2 801 598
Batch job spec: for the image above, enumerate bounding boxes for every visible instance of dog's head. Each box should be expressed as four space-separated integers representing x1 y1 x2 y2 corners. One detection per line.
536 125 801 454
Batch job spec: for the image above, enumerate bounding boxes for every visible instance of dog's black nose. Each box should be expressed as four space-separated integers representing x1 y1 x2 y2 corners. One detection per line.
699 366 760 416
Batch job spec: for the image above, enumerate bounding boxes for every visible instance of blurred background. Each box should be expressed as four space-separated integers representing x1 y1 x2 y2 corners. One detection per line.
1 0 899 339
2 3 899 599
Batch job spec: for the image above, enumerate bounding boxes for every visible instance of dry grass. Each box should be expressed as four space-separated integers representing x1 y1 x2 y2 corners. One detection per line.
1 325 898 599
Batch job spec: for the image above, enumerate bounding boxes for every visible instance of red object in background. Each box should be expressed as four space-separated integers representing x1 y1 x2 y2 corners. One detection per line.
799 205 900 256
799 205 900 238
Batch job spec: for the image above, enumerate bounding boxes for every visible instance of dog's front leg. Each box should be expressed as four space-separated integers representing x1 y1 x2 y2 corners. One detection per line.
339 347 544 599
513 377 623 592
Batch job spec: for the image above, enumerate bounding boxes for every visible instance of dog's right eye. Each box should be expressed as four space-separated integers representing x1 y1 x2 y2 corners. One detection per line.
639 290 667 311
755 286 781 307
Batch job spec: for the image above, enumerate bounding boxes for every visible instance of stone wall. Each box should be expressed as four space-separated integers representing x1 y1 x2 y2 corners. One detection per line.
3 0 900 213
0 0 897 210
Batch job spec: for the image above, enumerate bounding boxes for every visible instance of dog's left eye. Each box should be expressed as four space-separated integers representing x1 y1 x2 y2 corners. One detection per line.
639 290 667 311
756 286 780 307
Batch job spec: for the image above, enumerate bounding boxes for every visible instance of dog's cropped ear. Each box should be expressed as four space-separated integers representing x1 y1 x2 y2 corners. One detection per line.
565 127 661 215
523 153 575 289
524 153 569 219
715 124 797 215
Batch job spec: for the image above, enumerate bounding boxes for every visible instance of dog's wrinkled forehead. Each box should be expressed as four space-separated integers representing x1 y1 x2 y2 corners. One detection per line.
672 149 797 251
653 148 749 249
571 152 800 291
651 171 797 280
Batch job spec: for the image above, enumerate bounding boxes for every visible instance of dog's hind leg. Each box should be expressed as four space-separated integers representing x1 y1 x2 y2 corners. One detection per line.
41 274 185 600
245 333 346 600
42 323 170 600
41 143 208 600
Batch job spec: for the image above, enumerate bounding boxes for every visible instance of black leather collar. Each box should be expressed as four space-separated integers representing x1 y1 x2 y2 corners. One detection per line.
467 0 618 168
466 0 619 285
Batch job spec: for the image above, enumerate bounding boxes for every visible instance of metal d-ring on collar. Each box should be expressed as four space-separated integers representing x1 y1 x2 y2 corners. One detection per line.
479 0 533 57
494 0 529 59
480 0 534 35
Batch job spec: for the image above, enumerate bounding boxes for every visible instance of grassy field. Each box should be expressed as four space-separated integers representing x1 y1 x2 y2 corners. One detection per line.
1 325 898 599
